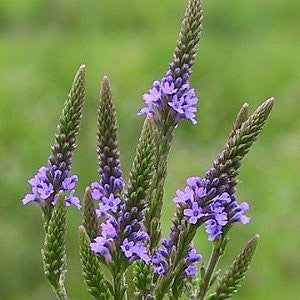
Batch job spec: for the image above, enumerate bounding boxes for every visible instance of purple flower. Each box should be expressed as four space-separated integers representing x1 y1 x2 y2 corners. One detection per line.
121 238 135 258
139 73 199 125
173 186 194 205
205 219 222 241
152 251 168 276
23 166 54 205
231 202 250 224
101 220 117 239
132 230 149 242
184 265 198 276
64 190 81 209
171 175 251 241
154 264 167 275
90 181 104 200
168 95 185 114
215 192 232 204
186 248 202 264
90 236 112 263
184 202 204 224
143 81 161 104
100 193 121 213
153 239 201 278
133 242 151 264
23 166 80 208
62 175 78 190
113 177 124 193
215 212 228 226
161 76 177 94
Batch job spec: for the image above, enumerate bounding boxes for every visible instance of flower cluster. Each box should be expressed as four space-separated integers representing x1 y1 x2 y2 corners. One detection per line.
90 183 151 264
22 165 80 208
174 176 250 241
90 176 124 202
139 71 198 124
95 163 124 196
152 238 202 277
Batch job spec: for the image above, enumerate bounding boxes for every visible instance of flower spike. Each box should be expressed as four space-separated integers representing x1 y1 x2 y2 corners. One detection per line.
22 65 86 216
143 0 204 256
170 0 204 79
208 235 260 300
94 76 124 198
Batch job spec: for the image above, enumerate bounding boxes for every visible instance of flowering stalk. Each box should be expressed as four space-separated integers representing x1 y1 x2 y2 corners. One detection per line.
111 115 156 299
82 76 125 299
22 65 86 299
86 76 156 299
95 76 124 198
155 98 273 299
143 0 204 255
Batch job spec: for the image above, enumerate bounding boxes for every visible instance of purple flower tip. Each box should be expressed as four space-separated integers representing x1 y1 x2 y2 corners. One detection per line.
139 73 199 125
23 166 80 208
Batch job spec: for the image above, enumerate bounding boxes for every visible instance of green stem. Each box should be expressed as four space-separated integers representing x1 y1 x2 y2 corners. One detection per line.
198 244 222 300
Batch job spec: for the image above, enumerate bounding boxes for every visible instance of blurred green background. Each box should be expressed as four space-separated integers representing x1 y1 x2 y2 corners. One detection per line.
0 0 299 299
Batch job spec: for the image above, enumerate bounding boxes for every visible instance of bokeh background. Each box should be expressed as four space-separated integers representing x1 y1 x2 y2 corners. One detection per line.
0 0 299 299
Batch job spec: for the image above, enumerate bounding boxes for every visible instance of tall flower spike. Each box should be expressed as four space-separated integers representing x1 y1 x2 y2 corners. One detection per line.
208 235 260 300
49 65 86 174
98 115 155 299
173 98 274 248
144 0 203 254
94 76 124 198
207 97 274 196
120 115 155 242
22 65 86 219
170 0 203 80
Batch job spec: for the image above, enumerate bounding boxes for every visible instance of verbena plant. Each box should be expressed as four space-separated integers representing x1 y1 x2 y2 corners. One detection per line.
22 1 273 299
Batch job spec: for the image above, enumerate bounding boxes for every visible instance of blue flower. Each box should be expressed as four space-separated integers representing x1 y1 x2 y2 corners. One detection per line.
22 166 80 209
139 73 199 125
184 202 204 224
